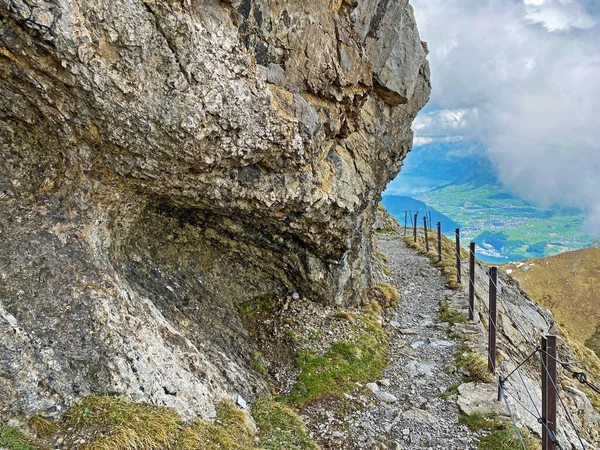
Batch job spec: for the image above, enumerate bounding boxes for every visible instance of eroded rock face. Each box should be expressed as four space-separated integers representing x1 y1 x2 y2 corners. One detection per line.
0 0 430 419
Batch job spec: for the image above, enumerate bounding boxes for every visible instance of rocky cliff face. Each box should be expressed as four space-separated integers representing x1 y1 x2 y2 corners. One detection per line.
0 0 430 421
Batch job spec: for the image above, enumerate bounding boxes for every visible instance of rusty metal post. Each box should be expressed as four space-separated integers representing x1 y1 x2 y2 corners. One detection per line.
455 228 461 284
469 242 475 321
424 216 429 252
404 211 408 236
542 335 557 450
413 213 418 242
488 267 498 374
437 222 442 262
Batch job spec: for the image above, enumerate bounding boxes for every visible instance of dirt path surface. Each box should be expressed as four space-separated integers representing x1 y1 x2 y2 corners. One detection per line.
351 236 481 449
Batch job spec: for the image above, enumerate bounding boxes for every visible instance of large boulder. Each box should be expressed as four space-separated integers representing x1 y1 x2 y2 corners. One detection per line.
0 0 430 420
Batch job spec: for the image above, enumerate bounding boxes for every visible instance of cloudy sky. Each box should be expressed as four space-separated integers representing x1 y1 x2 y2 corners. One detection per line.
406 0 600 235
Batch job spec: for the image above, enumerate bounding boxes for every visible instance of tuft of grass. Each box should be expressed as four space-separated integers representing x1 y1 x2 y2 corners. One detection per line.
477 426 540 450
372 282 401 308
28 416 57 439
460 413 541 450
459 413 505 431
253 362 267 376
455 349 493 383
289 327 389 404
382 266 392 277
363 299 383 316
332 311 353 322
62 395 182 450
376 252 389 263
0 427 50 450
286 329 297 343
53 395 322 450
236 294 279 325
440 299 468 325
178 402 258 450
253 400 319 450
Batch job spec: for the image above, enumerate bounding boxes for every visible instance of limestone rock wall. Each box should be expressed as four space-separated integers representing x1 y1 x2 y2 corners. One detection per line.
0 0 429 420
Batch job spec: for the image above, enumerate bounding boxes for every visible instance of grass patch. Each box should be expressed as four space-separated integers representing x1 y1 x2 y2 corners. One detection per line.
477 426 540 450
459 413 505 431
289 328 389 404
332 311 353 322
253 362 267 376
460 414 540 449
178 402 258 450
253 400 319 450
372 282 401 308
9 397 320 450
382 266 392 277
236 293 279 325
440 299 467 325
455 348 493 383
62 395 183 450
0 427 49 450
363 299 383 316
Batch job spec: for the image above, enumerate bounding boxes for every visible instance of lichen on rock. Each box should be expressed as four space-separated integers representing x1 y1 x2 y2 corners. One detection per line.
0 0 430 421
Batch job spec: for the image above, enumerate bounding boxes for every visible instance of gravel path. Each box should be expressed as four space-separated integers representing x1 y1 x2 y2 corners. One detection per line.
354 237 480 449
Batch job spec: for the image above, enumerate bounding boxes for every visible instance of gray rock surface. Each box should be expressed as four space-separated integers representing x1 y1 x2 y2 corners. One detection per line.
0 0 429 420
457 382 507 417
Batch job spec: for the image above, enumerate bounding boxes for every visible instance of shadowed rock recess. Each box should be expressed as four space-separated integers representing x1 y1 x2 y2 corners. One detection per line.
0 0 430 420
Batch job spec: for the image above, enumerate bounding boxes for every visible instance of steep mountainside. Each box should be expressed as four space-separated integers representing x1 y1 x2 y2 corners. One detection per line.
503 248 600 357
0 0 430 422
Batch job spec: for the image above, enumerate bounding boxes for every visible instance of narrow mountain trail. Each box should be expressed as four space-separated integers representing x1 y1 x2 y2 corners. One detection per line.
355 237 481 449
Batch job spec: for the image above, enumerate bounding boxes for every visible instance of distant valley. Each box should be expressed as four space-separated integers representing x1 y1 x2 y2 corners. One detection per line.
385 146 594 263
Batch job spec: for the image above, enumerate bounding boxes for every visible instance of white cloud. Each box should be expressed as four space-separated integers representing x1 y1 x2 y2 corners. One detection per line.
524 0 598 31
412 108 480 146
410 0 600 234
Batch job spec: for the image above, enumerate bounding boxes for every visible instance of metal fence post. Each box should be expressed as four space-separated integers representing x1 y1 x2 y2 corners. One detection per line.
542 335 557 450
428 211 433 231
413 213 418 243
404 211 408 236
488 267 498 374
437 222 442 262
455 228 461 284
424 217 429 252
469 242 475 321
